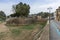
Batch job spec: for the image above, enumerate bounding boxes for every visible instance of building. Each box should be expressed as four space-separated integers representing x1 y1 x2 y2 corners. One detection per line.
56 7 60 21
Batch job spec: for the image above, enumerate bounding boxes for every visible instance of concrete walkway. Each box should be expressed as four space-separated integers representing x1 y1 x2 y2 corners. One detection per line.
37 24 49 40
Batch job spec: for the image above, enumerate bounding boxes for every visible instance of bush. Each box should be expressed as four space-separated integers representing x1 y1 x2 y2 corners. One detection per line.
6 17 37 25
6 18 21 25
6 17 47 26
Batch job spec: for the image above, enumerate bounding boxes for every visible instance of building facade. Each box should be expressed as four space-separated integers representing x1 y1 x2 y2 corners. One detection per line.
56 7 60 21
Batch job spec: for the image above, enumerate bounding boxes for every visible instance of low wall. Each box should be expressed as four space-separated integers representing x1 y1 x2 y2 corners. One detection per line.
37 24 49 40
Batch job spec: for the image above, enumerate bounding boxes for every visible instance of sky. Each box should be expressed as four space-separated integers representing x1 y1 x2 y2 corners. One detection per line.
0 0 60 16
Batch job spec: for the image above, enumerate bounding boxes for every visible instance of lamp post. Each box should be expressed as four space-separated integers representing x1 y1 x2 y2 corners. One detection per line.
47 7 52 25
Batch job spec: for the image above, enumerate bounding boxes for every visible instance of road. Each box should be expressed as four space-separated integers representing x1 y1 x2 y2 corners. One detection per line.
50 20 60 40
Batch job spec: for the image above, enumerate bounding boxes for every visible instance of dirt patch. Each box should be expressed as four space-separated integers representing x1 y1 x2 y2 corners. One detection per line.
0 23 9 32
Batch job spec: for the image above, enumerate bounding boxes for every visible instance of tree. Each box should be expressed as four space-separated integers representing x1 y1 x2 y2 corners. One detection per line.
0 11 6 21
37 12 49 18
12 2 30 17
50 13 54 17
37 12 44 16
42 12 49 18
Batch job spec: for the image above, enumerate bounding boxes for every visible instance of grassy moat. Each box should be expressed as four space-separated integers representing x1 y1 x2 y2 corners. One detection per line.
0 21 47 40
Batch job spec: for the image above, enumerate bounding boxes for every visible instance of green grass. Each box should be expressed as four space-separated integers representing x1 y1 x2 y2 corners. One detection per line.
11 29 21 37
0 32 6 40
7 24 36 30
21 24 36 30
7 22 47 30
40 21 47 29
0 32 4 39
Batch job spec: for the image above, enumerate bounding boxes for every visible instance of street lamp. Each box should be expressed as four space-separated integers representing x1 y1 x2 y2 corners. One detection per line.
47 7 52 24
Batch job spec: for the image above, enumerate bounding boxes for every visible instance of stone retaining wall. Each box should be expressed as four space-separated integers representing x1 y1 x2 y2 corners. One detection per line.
37 24 49 40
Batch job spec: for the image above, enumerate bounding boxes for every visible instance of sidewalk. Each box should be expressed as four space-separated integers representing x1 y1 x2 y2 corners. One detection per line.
37 21 49 40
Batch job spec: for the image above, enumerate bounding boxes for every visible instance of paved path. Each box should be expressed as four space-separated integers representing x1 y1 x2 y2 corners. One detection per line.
37 24 49 40
50 20 60 40
0 22 9 32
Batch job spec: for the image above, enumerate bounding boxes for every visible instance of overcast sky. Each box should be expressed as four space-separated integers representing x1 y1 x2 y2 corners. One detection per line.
0 0 60 15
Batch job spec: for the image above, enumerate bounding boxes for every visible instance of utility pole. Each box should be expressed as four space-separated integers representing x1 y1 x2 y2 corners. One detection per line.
47 7 52 25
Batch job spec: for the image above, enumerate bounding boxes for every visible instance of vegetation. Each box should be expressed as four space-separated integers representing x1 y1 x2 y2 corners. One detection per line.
40 21 47 29
0 32 8 40
0 2 48 40
10 2 30 17
21 24 36 30
0 32 4 40
11 29 21 36
37 12 49 18
0 11 6 21
0 18 47 40
50 13 54 17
